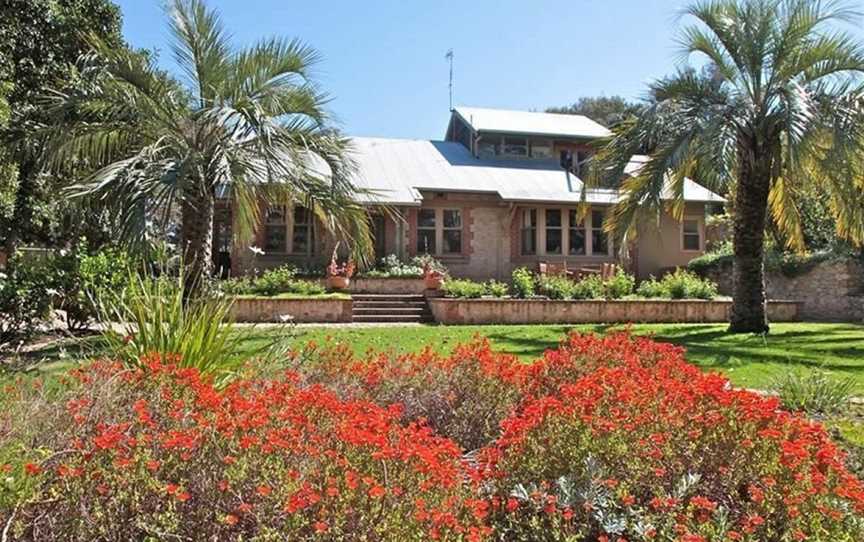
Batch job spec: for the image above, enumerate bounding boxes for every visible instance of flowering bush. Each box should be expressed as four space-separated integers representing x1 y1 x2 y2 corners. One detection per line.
480 344 864 541
294 338 524 451
1 358 486 541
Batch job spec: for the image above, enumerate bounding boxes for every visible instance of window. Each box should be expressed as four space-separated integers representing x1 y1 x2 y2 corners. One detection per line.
682 219 702 251
442 209 462 254
292 206 312 254
417 209 437 254
545 209 562 255
591 209 608 255
568 210 586 255
530 139 552 159
502 136 528 157
477 136 500 158
520 209 537 255
263 206 287 252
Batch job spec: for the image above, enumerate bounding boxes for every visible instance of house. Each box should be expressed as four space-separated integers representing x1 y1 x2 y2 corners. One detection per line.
218 106 724 280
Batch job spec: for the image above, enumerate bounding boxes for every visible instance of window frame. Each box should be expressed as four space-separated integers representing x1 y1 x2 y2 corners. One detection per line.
416 208 438 255
544 209 563 255
590 209 610 256
290 206 314 256
441 209 463 255
567 210 586 256
261 204 315 255
517 205 613 258
415 207 466 257
520 209 537 256
681 217 703 252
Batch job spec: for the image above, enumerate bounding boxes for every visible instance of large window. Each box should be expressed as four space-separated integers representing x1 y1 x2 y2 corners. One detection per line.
416 209 437 254
442 209 462 254
682 218 702 251
568 210 586 255
262 205 314 254
263 206 287 252
545 209 563 255
530 140 552 159
520 209 537 256
591 209 609 255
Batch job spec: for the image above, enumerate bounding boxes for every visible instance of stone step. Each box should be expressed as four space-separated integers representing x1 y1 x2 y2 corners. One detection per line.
353 300 429 309
352 314 433 323
353 308 429 316
352 295 426 302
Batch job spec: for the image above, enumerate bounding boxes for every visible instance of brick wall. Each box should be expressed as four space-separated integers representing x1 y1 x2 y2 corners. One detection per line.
703 258 864 322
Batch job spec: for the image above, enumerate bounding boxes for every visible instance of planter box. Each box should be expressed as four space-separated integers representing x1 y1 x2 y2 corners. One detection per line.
230 297 353 323
349 277 427 294
428 298 802 325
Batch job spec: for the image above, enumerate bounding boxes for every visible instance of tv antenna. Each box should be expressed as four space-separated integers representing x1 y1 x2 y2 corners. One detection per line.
445 49 454 111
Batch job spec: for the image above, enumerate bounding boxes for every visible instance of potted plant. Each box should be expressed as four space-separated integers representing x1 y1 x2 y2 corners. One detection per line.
326 245 355 290
419 255 447 290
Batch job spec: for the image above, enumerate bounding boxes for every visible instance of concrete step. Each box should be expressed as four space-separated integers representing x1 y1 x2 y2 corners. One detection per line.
352 314 433 323
354 301 428 309
353 307 429 315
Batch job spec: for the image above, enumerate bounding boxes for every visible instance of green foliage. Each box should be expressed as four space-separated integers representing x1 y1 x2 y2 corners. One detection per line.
358 254 440 278
219 266 326 297
771 369 856 415
484 280 509 298
537 275 577 300
441 278 486 299
689 242 857 279
98 271 252 379
0 255 53 344
601 269 636 299
510 267 536 299
637 269 719 300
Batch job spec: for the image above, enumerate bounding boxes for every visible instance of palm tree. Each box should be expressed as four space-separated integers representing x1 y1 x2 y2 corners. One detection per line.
41 0 371 292
589 0 864 333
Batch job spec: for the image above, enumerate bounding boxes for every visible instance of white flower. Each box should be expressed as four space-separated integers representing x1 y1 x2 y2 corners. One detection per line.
249 246 265 256
279 314 295 323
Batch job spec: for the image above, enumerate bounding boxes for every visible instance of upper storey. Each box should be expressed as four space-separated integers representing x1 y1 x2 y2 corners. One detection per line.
444 106 611 166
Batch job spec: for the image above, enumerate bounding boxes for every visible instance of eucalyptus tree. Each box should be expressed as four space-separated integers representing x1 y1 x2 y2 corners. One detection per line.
43 0 370 291
589 0 864 333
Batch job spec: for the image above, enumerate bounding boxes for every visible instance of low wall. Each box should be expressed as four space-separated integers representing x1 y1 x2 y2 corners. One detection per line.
702 258 864 322
349 278 427 294
428 298 801 325
230 297 353 323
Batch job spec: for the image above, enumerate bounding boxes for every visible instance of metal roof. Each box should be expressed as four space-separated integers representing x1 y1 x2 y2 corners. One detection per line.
348 137 724 206
452 106 612 140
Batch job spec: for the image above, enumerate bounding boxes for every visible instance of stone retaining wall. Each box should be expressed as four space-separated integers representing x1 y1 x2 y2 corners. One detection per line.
702 258 864 322
230 297 353 323
428 298 801 325
349 278 426 294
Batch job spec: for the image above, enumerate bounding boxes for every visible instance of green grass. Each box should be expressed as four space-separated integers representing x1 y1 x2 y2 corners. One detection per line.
239 322 864 393
8 322 864 394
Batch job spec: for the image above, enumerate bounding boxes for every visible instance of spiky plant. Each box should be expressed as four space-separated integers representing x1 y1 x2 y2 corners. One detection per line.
589 0 864 332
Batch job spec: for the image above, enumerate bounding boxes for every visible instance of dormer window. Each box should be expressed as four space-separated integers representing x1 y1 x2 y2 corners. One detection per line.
530 140 552 158
502 136 528 157
477 136 500 158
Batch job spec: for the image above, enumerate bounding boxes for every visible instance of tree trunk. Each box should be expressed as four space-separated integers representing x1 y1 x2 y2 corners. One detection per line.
728 138 773 334
180 179 215 296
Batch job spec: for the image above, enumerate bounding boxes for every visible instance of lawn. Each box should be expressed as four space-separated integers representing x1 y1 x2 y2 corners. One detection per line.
242 322 864 393
8 322 864 394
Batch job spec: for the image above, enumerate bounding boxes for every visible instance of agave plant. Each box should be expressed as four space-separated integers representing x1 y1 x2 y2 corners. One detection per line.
41 0 373 294
589 0 864 332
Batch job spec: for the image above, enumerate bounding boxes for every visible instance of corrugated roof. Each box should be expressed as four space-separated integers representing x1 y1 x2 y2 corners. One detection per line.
452 106 612 140
348 137 724 206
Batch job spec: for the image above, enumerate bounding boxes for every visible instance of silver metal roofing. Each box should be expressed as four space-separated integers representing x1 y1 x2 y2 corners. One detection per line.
452 106 612 140
348 137 724 207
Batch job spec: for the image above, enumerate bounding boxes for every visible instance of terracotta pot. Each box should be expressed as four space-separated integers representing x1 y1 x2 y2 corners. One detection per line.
327 275 350 290
424 273 444 290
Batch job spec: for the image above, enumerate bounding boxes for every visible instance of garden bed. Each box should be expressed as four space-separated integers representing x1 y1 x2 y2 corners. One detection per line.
229 295 352 323
429 297 802 324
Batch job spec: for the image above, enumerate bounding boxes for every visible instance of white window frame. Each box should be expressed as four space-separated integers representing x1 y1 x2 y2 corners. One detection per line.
681 217 704 252
519 206 613 257
417 208 464 257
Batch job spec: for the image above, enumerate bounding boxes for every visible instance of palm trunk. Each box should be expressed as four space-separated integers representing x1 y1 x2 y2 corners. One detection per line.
180 179 215 296
728 139 772 334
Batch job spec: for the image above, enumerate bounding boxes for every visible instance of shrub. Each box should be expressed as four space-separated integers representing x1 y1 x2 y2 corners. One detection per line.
637 268 719 300
570 274 604 299
771 369 857 414
294 338 524 451
484 280 509 298
0 257 53 344
219 265 326 297
480 343 864 541
537 275 577 300
511 267 535 298
1 359 486 541
441 278 486 299
360 254 424 278
602 269 635 299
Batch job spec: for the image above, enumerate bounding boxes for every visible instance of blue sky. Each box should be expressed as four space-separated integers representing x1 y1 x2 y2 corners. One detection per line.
113 1 737 138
